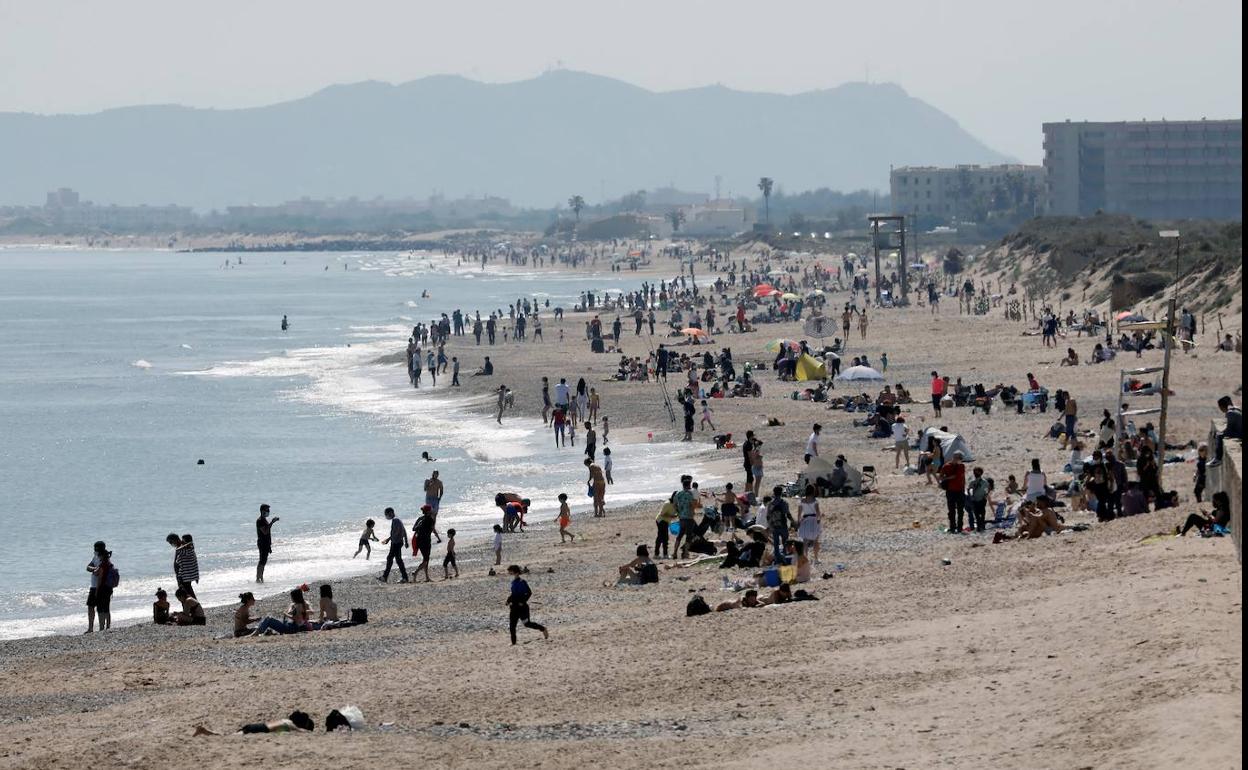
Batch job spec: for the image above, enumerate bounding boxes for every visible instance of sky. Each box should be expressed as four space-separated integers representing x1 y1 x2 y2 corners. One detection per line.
0 0 1241 162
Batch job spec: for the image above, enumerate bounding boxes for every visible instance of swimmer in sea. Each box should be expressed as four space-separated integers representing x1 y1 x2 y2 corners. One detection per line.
421 451 437 462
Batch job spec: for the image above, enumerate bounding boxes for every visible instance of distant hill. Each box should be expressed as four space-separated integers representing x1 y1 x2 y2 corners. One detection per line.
0 70 1010 210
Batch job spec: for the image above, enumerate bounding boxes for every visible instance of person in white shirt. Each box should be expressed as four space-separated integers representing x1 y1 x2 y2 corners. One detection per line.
804 423 822 463
554 378 570 409
892 417 910 469
1024 458 1048 501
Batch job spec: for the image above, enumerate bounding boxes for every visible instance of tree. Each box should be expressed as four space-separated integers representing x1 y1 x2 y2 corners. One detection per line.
667 209 686 233
757 177 774 223
568 195 586 223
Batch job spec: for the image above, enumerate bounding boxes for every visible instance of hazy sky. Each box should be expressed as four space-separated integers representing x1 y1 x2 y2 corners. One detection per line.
1 0 1241 162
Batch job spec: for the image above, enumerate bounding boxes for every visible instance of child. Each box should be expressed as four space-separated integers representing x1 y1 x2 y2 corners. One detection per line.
880 352 889 372
492 524 504 566
318 584 339 627
567 419 577 447
443 528 459 579
1194 443 1208 502
233 592 258 637
354 518 379 559
557 494 575 543
699 399 715 431
505 565 548 645
602 415 610 444
153 588 173 625
602 447 614 484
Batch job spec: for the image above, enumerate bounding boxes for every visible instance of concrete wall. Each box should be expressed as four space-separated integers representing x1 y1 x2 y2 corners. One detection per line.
1208 421 1242 563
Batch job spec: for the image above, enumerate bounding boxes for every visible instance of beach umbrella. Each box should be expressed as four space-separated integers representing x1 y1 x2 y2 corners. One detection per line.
680 327 709 338
752 284 776 297
806 289 825 297
834 365 885 382
781 292 799 301
1117 311 1148 323
764 338 799 353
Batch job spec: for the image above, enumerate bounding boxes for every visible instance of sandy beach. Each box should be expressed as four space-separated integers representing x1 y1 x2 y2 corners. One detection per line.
0 245 1241 769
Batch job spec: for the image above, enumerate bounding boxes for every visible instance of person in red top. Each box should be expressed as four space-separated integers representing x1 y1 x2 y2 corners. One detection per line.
938 450 967 533
735 304 747 333
1027 372 1040 391
930 371 944 417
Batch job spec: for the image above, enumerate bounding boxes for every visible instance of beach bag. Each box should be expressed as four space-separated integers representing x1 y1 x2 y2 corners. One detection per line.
349 608 368 624
638 562 659 585
105 564 121 589
686 595 711 617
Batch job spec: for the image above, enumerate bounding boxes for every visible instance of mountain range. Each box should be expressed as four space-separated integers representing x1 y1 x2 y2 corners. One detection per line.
0 70 1011 210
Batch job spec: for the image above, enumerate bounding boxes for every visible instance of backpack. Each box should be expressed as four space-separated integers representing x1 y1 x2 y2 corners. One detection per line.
349 608 368 624
686 595 711 617
638 562 659 585
105 564 120 589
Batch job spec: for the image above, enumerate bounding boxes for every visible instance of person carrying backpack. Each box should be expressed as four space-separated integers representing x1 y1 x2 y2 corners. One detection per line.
86 541 114 632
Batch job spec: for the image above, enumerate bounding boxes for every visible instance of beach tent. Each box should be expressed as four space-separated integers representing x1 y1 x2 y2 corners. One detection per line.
794 353 828 381
834 365 884 382
918 427 974 462
797 456 863 495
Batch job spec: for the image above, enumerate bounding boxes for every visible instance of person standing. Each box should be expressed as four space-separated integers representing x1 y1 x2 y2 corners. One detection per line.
424 471 444 515
540 377 552 425
378 507 409 583
671 475 698 558
584 422 597 463
742 430 756 491
85 540 113 633
167 533 199 597
1063 394 1078 442
892 416 910 469
765 487 796 565
930 371 944 417
496 384 507 424
967 466 990 532
256 504 278 584
451 356 461 387
939 451 967 533
585 458 607 517
505 565 548 645
682 394 695 441
804 423 822 464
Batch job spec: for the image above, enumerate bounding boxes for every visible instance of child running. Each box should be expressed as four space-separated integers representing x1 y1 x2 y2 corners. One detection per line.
700 399 715 430
353 518 379 559
505 565 549 645
443 528 459 579
557 494 576 543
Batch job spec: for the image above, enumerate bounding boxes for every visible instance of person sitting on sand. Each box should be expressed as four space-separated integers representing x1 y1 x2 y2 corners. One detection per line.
715 589 760 612
317 584 339 628
234 592 259 637
153 588 173 625
720 530 767 569
172 587 206 626
1060 347 1080 366
252 588 310 635
1176 491 1231 537
1017 496 1066 539
617 545 658 584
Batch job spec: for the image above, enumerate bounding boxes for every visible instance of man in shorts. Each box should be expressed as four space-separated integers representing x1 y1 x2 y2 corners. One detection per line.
424 471 444 514
930 371 944 417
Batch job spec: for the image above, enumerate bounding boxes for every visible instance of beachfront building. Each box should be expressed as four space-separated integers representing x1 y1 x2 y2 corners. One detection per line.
679 200 753 237
889 164 1043 224
39 188 196 230
1043 119 1243 220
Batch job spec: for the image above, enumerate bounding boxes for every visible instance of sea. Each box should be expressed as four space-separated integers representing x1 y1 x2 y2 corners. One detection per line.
0 247 717 640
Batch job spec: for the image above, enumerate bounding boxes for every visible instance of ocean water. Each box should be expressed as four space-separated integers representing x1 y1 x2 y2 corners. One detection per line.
0 248 717 640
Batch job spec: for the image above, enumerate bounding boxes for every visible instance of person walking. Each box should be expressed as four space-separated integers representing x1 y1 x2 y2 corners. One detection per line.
505 565 548 645
1063 394 1078 442
167 533 199 597
892 416 911 469
378 507 409 583
256 504 278 583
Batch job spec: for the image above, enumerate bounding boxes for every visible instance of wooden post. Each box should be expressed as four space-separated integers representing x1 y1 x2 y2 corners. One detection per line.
1157 299 1176 488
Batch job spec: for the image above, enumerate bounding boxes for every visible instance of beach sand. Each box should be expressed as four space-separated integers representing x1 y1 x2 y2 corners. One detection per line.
0 246 1241 769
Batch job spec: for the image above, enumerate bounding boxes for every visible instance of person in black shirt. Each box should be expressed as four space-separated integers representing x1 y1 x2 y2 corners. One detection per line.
256 504 279 583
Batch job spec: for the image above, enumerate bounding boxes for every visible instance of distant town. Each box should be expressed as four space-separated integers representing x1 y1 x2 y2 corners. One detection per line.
1 117 1239 240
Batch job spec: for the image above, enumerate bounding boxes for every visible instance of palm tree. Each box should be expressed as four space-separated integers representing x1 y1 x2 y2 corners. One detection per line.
667 209 686 233
568 195 586 223
757 177 774 223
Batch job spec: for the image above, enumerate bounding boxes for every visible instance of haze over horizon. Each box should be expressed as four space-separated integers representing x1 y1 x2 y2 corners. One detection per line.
2 0 1242 164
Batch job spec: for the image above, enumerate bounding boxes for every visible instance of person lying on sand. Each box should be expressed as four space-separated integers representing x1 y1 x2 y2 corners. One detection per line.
715 589 760 612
